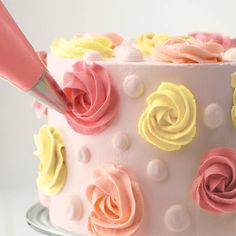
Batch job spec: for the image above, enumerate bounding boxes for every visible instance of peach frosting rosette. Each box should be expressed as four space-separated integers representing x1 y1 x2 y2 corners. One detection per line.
63 61 119 134
86 165 144 236
190 32 236 51
34 125 67 196
138 82 196 151
155 37 224 63
192 147 236 213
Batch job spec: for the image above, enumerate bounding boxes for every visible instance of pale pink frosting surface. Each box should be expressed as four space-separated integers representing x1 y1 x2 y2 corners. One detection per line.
63 61 119 134
192 147 236 213
190 32 236 51
86 165 144 236
155 38 224 63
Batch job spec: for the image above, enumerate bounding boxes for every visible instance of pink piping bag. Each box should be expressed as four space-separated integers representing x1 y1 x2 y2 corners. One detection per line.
0 1 69 113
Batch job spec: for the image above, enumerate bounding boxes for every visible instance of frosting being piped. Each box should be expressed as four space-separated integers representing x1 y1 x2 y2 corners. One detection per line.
63 61 119 134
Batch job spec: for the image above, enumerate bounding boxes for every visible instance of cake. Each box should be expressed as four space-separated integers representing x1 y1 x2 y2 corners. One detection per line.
33 32 236 236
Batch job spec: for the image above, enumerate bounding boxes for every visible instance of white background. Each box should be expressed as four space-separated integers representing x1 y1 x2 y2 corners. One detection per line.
0 0 236 235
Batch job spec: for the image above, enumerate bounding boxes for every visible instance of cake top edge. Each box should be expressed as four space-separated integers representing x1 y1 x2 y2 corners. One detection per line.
49 32 236 64
47 52 236 67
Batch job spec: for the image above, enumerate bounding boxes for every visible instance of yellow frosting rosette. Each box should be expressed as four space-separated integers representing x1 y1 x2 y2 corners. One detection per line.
137 33 191 56
34 125 67 195
51 35 113 58
231 72 236 127
138 82 197 151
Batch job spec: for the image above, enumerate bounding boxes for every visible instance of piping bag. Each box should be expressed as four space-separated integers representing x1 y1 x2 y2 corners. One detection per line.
0 1 69 113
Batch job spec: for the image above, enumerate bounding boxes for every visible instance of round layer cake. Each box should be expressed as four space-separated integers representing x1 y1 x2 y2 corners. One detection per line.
33 32 236 236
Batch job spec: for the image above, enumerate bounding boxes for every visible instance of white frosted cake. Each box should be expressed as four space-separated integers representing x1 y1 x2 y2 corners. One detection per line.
33 32 236 236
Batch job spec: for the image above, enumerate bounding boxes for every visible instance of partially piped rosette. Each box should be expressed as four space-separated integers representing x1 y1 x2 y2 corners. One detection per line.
63 61 119 134
51 34 113 59
34 125 67 196
86 165 144 236
138 82 197 151
155 37 224 63
192 147 236 213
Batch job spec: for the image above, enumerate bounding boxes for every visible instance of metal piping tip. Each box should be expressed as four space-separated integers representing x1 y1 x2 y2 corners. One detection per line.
28 71 69 114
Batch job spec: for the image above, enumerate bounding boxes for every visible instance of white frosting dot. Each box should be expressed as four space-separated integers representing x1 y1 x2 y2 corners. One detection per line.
112 132 130 151
164 205 191 233
114 45 143 62
65 196 83 221
147 159 168 182
83 50 102 62
203 103 225 129
77 146 90 163
123 75 145 98
224 47 236 61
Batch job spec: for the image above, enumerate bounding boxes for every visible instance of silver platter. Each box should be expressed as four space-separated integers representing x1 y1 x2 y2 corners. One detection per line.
26 203 82 236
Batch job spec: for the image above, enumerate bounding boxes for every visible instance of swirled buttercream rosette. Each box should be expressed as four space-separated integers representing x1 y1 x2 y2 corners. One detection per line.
192 147 236 213
86 165 144 236
155 37 224 63
51 35 113 59
138 82 196 151
189 32 236 51
34 125 67 196
63 61 119 134
137 33 191 56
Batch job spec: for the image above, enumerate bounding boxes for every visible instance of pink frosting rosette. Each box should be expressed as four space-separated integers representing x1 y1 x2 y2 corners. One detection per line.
192 147 236 213
189 32 236 51
86 165 144 236
63 61 119 134
155 37 224 63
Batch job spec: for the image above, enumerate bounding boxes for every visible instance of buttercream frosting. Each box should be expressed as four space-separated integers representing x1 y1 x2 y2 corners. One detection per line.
51 35 113 59
190 32 236 51
103 32 123 48
136 33 155 56
224 48 236 62
63 61 119 134
137 33 191 56
34 125 67 196
114 45 143 62
192 147 236 213
155 37 224 63
86 165 144 236
138 82 196 151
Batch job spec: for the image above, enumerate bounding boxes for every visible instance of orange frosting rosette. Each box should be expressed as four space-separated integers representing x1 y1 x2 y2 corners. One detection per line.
86 165 144 236
155 37 224 63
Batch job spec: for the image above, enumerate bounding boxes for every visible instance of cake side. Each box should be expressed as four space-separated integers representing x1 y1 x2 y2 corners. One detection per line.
35 54 236 236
